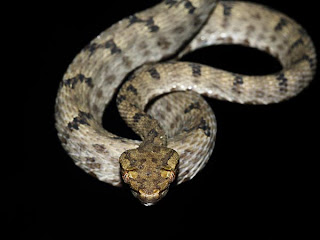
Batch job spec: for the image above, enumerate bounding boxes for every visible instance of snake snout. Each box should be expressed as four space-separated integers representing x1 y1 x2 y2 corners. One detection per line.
135 189 169 206
139 189 160 204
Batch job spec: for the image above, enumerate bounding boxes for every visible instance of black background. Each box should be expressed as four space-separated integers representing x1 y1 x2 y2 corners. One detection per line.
19 0 318 238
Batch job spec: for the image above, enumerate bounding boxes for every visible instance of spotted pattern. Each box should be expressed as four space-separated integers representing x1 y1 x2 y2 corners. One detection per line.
147 67 161 80
55 1 316 205
67 111 93 131
62 74 93 89
274 17 288 31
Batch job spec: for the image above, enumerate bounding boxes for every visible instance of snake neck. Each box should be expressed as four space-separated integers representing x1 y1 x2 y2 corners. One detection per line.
139 125 167 149
116 94 167 147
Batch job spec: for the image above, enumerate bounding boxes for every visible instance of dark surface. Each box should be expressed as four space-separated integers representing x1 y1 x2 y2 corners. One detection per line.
19 0 318 239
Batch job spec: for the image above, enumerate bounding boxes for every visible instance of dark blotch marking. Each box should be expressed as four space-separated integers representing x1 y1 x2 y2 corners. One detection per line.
165 0 196 14
222 2 233 16
129 103 139 109
133 112 144 123
147 67 161 80
233 75 244 86
173 26 185 34
63 74 93 89
226 37 234 43
276 73 288 93
296 54 316 69
270 35 277 42
243 39 250 46
157 37 171 50
275 18 288 31
247 25 256 33
161 150 175 166
293 54 315 69
122 56 133 68
111 136 124 140
193 15 202 27
105 39 122 54
93 144 106 153
126 84 138 95
182 117 211 137
265 46 271 55
86 157 95 163
138 41 148 50
88 171 97 178
184 1 196 14
128 15 143 27
198 118 211 137
298 28 307 36
189 63 201 77
68 111 93 131
252 13 261 20
288 38 304 54
147 129 159 141
149 129 159 137
86 157 101 169
116 95 126 105
127 15 159 32
184 101 200 113
143 50 151 56
96 89 103 99
106 75 116 83
60 133 69 144
85 42 100 56
152 146 161 153
165 0 177 7
92 104 99 114
232 75 244 94
127 73 136 81
146 17 160 32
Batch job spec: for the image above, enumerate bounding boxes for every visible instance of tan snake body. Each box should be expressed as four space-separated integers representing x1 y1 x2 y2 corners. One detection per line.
55 0 316 205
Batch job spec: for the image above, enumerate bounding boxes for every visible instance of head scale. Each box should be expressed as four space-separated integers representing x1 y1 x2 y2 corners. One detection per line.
119 145 179 205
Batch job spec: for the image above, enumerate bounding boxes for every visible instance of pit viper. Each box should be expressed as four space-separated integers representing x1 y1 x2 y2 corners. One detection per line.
55 0 316 205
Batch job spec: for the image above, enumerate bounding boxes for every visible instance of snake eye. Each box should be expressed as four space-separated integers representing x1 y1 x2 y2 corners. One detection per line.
168 171 175 182
123 171 130 183
123 170 138 183
161 169 175 182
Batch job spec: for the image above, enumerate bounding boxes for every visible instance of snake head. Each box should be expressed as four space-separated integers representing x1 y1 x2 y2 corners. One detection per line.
119 145 179 205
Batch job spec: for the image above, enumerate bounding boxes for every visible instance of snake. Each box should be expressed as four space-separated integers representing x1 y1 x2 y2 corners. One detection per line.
55 0 316 205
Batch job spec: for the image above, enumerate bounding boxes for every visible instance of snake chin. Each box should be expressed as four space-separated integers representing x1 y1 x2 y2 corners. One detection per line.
131 188 169 206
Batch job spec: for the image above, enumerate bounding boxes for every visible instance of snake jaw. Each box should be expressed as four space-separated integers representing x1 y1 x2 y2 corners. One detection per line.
130 188 169 206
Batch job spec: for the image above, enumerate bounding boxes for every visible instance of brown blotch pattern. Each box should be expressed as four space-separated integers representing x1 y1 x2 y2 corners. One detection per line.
157 37 171 50
138 41 148 50
106 75 116 83
67 111 93 131
252 13 261 20
122 56 133 68
85 157 101 169
243 39 250 46
93 144 107 153
63 74 93 89
247 25 256 33
173 26 185 34
96 89 103 99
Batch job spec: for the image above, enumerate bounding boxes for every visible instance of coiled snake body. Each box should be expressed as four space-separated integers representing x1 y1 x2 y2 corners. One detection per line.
55 1 316 205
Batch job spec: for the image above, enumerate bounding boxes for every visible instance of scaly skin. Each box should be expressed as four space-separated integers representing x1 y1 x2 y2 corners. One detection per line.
55 1 316 205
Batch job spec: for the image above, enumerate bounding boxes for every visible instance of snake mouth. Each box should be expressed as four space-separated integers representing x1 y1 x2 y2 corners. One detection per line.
131 189 169 206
